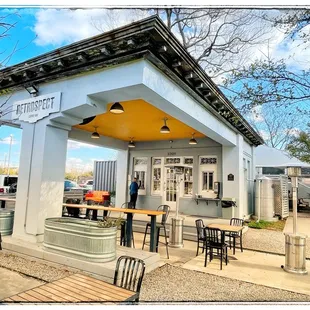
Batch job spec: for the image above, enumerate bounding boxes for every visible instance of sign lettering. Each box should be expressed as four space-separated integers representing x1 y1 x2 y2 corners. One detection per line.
13 92 61 123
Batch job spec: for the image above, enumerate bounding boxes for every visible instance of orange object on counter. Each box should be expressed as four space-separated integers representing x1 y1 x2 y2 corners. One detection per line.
85 190 110 203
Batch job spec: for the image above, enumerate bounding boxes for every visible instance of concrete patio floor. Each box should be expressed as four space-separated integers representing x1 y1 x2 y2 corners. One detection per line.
1 211 310 302
134 228 310 297
0 267 43 300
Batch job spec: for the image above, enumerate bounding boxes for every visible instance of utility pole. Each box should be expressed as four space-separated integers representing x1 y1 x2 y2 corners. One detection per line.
7 134 13 175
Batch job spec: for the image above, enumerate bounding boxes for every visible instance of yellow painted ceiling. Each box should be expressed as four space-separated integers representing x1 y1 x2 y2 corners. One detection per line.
74 99 205 142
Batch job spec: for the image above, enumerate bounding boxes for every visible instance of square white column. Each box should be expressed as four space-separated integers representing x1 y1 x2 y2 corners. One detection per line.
222 134 244 219
115 149 129 207
13 121 69 243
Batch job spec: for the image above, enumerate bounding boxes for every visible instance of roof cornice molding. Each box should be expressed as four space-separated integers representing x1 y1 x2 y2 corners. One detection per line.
0 15 263 146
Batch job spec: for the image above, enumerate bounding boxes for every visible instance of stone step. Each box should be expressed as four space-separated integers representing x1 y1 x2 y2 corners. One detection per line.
2 235 160 282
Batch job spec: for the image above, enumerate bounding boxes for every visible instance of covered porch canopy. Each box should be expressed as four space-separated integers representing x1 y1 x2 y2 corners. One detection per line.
0 16 263 243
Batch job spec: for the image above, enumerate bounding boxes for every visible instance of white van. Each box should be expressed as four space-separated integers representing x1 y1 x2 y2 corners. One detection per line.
0 175 18 194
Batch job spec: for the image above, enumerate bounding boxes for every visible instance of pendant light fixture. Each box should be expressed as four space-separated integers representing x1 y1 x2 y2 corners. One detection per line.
189 132 197 145
91 126 100 139
160 117 170 134
110 102 124 114
128 137 135 148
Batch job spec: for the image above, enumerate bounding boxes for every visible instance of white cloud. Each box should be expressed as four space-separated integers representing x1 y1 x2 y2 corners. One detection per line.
67 140 99 150
250 106 264 123
286 127 301 137
0 136 18 145
66 157 93 173
33 8 149 47
258 130 270 141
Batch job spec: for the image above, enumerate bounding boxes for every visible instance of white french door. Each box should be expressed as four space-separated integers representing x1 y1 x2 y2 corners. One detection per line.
163 167 177 210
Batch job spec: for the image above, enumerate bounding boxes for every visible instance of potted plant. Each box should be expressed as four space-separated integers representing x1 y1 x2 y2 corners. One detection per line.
43 216 124 262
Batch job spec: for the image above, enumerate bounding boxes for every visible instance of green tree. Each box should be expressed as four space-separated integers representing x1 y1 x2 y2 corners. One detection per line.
286 125 310 163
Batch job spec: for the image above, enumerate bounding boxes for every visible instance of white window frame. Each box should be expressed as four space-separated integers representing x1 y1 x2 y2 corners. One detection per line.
183 157 194 197
133 157 147 196
151 157 163 196
198 155 217 198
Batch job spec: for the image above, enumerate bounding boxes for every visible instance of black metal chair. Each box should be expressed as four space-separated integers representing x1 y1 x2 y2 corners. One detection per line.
142 205 170 259
225 218 244 255
195 219 206 256
113 255 146 302
0 232 2 250
119 202 135 248
204 227 228 270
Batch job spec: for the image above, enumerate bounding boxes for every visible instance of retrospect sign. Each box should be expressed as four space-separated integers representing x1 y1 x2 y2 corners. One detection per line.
13 92 61 123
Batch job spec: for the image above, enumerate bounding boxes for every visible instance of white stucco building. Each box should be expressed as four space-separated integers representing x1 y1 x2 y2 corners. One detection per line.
0 16 263 243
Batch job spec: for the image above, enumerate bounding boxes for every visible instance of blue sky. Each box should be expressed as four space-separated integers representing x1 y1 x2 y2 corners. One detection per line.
0 8 118 172
1 7 309 171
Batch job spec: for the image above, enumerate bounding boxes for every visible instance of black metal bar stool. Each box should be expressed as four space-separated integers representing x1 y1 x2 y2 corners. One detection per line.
142 205 170 258
119 202 135 248
195 219 206 256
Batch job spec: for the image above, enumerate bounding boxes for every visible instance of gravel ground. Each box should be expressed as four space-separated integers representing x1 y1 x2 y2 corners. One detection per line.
290 210 310 218
243 226 310 259
140 264 310 302
0 251 76 282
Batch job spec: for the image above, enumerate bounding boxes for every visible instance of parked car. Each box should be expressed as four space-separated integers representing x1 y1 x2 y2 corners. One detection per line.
79 179 93 191
0 175 18 195
63 180 85 218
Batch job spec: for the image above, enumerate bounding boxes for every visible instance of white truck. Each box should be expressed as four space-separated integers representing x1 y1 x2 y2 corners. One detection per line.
0 175 18 195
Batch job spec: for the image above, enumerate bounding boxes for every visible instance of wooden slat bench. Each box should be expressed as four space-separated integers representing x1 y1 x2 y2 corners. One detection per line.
2 274 138 303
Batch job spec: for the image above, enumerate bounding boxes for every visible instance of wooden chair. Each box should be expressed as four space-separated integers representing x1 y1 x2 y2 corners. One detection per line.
114 255 146 302
142 205 170 259
204 227 228 270
225 218 244 255
195 219 206 256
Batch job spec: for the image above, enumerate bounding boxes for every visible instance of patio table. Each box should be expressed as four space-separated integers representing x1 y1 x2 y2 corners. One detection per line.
207 223 243 234
63 203 165 252
2 273 137 303
207 223 243 247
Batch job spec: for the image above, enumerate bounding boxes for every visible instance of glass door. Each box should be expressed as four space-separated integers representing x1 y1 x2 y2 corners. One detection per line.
163 167 177 210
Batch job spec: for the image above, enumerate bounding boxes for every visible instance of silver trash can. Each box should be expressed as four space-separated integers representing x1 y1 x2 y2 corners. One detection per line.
0 209 15 236
283 233 307 275
169 217 184 248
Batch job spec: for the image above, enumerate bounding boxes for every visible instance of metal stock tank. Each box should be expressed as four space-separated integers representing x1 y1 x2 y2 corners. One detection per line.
255 176 276 221
0 209 14 235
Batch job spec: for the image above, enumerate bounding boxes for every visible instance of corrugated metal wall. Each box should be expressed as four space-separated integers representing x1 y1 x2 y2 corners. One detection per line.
93 160 117 192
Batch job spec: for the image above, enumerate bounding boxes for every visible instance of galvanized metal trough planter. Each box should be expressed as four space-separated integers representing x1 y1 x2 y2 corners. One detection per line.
43 217 117 262
0 209 15 236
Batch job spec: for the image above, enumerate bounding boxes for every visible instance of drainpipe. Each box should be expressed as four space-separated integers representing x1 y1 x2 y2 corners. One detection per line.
23 124 38 235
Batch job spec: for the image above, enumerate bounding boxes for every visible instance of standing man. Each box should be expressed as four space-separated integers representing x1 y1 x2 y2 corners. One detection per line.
129 177 139 208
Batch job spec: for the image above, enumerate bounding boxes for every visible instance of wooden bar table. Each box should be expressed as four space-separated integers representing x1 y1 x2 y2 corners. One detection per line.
2 273 137 303
63 203 165 252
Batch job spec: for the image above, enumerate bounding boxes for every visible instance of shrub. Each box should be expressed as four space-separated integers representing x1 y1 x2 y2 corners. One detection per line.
97 217 125 228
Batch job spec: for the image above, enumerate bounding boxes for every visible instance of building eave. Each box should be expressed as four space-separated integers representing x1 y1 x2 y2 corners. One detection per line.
0 15 263 146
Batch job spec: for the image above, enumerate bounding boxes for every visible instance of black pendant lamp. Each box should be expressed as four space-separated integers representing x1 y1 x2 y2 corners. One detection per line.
128 137 135 148
189 132 197 145
160 117 170 134
91 126 100 139
110 102 124 114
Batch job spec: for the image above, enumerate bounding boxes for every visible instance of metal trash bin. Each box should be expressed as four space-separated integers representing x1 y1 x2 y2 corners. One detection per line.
169 217 184 248
283 233 307 274
0 209 15 236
